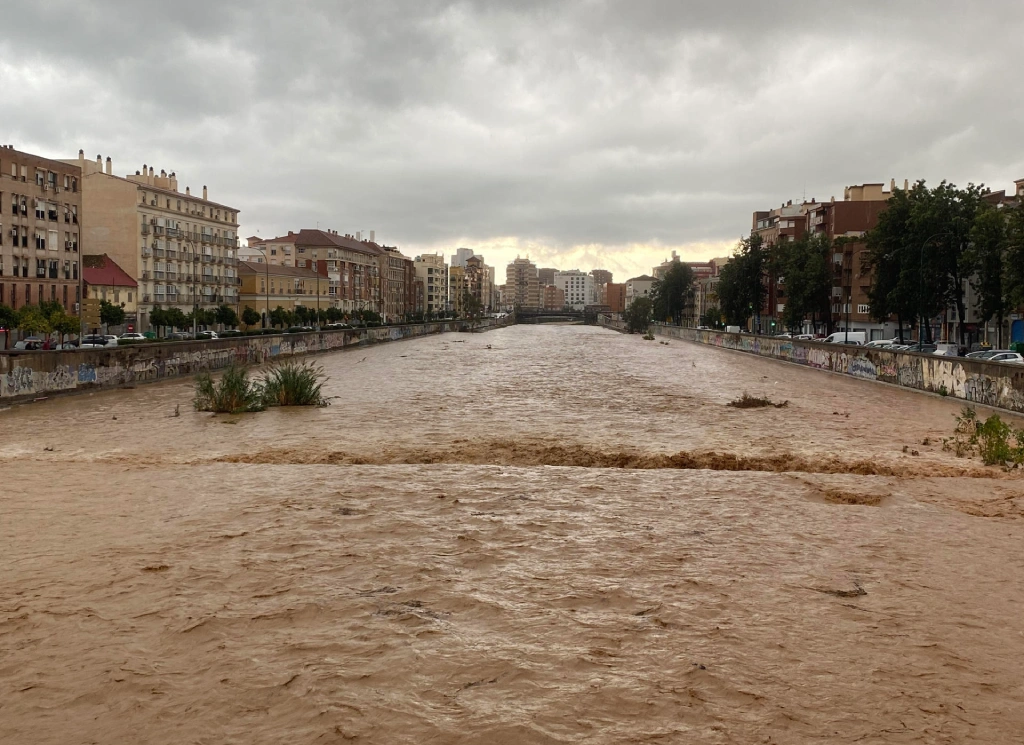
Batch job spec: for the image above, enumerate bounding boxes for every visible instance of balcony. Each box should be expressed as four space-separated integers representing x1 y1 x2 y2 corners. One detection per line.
141 247 152 258
142 271 151 280
141 225 150 236
154 248 165 258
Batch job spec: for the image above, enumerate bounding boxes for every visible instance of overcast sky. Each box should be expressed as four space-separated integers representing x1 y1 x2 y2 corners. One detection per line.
3 1 1023 280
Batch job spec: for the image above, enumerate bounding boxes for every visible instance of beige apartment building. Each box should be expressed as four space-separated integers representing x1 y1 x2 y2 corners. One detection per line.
238 261 330 322
251 230 383 313
414 253 448 314
0 146 83 311
505 257 540 309
63 152 240 332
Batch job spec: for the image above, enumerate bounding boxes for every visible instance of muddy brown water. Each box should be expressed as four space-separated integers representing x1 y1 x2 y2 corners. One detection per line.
2 325 1024 744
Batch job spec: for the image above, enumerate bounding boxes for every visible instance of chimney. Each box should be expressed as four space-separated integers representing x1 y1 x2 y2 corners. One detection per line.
203 185 208 200
105 156 112 175
169 172 177 191
185 186 190 196
904 179 909 190
890 178 896 191
370 230 375 243
288 230 294 236
149 166 154 177
78 149 84 167
356 231 362 241
96 154 102 170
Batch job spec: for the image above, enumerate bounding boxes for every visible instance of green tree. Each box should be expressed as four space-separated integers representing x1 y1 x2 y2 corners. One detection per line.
0 304 17 348
294 305 311 324
865 184 922 341
270 306 291 328
1004 206 1024 312
215 304 239 328
99 300 126 328
150 307 168 336
968 205 1010 347
51 310 80 344
462 292 484 328
717 233 767 328
623 296 653 333
17 306 52 336
241 306 261 327
650 262 696 325
700 305 721 328
324 307 342 323
775 233 833 333
166 308 190 330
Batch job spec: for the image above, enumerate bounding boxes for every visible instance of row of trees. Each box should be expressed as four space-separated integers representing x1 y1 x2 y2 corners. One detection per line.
712 231 831 331
713 181 1024 344
865 180 1024 346
0 301 80 348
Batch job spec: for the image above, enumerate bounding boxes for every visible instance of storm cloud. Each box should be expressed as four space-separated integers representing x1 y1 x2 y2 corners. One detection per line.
3 1 1022 277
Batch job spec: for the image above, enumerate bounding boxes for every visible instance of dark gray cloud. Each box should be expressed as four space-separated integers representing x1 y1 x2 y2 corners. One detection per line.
2 1 1022 275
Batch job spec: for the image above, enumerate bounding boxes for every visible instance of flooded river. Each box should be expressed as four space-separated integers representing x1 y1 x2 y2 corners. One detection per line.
2 324 1023 743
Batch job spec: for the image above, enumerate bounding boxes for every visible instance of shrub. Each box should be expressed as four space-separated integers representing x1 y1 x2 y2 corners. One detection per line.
194 365 266 413
262 361 329 407
944 405 1024 467
727 392 789 409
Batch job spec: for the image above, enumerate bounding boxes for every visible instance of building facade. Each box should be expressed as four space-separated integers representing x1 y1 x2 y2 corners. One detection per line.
605 282 626 313
542 284 565 310
65 152 240 332
0 146 83 311
505 257 540 309
251 230 382 313
554 269 595 310
82 254 138 329
414 253 448 315
238 261 330 322
625 275 656 308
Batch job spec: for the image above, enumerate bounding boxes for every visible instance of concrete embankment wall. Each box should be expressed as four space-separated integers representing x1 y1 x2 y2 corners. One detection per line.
0 319 501 404
600 318 1024 414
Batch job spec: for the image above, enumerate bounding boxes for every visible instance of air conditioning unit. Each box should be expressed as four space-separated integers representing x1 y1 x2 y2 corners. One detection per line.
42 184 49 192
10 228 17 238
151 200 157 206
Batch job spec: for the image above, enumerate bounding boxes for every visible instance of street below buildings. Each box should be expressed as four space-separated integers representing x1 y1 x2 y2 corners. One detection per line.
2 324 1024 743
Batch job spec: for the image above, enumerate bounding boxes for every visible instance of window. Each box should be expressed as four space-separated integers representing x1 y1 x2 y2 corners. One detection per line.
35 200 46 219
36 259 46 278
35 233 46 250
25 284 30 304
48 260 58 279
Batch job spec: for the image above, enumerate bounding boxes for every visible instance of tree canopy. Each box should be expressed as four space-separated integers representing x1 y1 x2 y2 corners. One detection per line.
650 262 695 325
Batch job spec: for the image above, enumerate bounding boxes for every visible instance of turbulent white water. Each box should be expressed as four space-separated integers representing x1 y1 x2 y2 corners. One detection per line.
2 324 1023 743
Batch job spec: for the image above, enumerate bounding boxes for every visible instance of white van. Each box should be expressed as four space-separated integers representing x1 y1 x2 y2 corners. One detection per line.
822 331 866 345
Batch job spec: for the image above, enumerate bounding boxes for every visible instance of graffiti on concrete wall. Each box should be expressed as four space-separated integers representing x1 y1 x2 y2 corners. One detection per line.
628 322 1024 414
0 320 495 401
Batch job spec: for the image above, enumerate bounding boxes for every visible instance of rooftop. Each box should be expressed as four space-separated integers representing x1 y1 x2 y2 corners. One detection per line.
82 254 137 288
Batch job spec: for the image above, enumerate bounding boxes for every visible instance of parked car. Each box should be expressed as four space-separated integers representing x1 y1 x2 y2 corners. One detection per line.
13 336 45 350
218 329 242 337
119 332 146 341
104 335 119 346
793 333 817 340
933 343 960 357
195 330 219 340
285 326 309 334
903 342 937 354
864 339 897 348
823 331 867 344
166 332 192 341
80 334 115 348
988 352 1024 364
967 349 1012 360
696 325 711 331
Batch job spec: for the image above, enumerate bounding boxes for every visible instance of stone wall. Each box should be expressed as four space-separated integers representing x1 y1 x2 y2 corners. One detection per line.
601 318 1024 414
0 320 500 404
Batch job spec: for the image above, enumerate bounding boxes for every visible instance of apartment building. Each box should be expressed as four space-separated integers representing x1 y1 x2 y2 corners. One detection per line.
505 257 540 309
238 261 329 321
625 275 656 308
414 253 448 314
449 265 468 314
381 245 416 321
605 282 625 313
251 230 383 313
542 284 565 310
694 257 730 324
0 146 83 311
65 152 240 332
554 269 594 310
537 267 557 287
806 183 895 339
